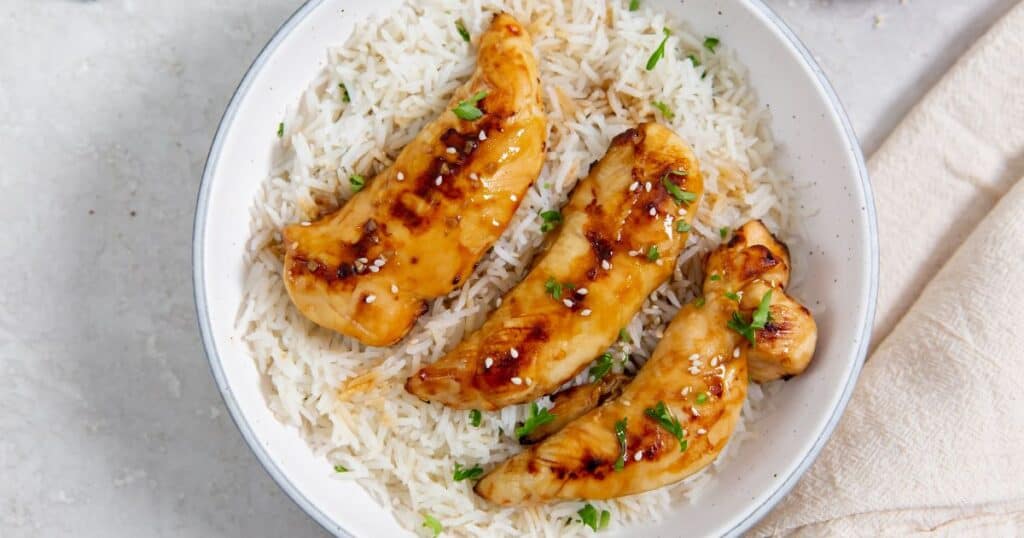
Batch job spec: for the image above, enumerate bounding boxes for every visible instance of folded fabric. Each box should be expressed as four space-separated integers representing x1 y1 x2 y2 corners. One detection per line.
752 2 1024 534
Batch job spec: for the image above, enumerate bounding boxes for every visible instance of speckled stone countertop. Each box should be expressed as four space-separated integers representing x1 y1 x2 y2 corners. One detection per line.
0 0 1016 536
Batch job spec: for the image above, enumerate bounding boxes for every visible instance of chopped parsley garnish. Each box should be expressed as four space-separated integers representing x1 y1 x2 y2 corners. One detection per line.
515 402 556 439
469 409 482 427
646 245 660 261
613 418 628 471
453 90 488 121
687 54 701 67
455 19 471 42
339 83 350 103
545 277 564 300
590 353 614 381
349 174 365 193
651 101 675 120
453 463 484 482
696 392 709 404
645 28 672 71
724 291 740 302
709 273 722 281
694 296 706 308
662 174 697 205
618 328 632 344
578 503 612 531
276 122 284 138
629 0 640 11
727 290 773 345
720 226 730 239
703 36 720 53
540 209 563 232
644 401 687 452
333 464 348 473
675 220 691 233
422 514 443 537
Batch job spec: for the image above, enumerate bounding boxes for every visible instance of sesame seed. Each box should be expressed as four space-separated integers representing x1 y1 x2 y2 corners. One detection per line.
688 366 701 375
391 284 399 294
357 257 369 264
470 172 480 181
482 193 492 200
649 207 657 216
563 299 574 308
492 219 500 227
374 258 386 267
628 250 639 257
655 259 664 266
364 295 377 304
710 357 719 367
484 357 494 368
655 329 664 338
525 377 533 386
629 182 640 192
368 266 380 273
681 386 692 396
495 298 502 307
510 377 523 385
634 451 644 461
300 221 312 227
623 400 631 407
645 182 652 192
510 348 519 358
446 147 457 154
435 176 443 186
688 353 700 362
733 347 740 358
510 195 518 202
691 406 701 416
396 172 405 181
479 130 487 141
601 260 612 270
577 288 589 295
290 242 299 250
697 428 707 435
581 309 592 317
678 208 686 216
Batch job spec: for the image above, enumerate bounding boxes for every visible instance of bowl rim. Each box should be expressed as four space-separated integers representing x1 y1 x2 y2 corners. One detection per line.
192 1 879 536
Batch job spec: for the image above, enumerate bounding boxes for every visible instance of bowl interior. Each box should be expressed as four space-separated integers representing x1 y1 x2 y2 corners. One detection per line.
194 0 876 536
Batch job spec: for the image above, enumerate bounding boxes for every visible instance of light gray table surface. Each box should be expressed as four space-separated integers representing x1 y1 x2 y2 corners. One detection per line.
0 0 1016 536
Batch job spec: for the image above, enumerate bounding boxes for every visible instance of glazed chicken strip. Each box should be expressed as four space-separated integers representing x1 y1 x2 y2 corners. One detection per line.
281 14 546 346
475 220 816 504
405 123 704 409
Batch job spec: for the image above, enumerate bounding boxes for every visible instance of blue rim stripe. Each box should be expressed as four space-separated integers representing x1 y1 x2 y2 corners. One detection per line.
193 1 879 537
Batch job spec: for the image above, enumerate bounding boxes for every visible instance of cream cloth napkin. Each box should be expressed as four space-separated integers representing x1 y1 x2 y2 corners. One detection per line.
752 2 1024 535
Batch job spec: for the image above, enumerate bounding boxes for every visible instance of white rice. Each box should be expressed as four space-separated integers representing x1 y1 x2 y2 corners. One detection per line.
238 0 797 535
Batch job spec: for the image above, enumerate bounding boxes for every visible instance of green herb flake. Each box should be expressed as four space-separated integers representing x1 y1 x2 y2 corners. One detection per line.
646 28 672 71
662 174 697 205
725 291 740 302
590 353 614 381
614 418 628 471
646 245 660 261
752 290 773 329
727 290 773 345
453 463 484 482
422 514 443 537
710 273 722 281
675 220 691 233
515 402 556 439
578 503 612 531
687 53 701 67
696 392 709 404
545 277 563 300
540 209 563 232
276 122 284 138
455 19 471 42
339 83 350 103
651 101 675 120
453 90 488 121
349 174 366 193
333 464 348 473
694 296 706 308
469 409 482 427
618 328 632 344
629 0 640 11
703 36 720 53
727 311 756 345
720 226 730 240
643 401 687 451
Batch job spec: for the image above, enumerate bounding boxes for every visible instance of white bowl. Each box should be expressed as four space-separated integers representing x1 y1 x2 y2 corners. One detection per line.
193 0 878 535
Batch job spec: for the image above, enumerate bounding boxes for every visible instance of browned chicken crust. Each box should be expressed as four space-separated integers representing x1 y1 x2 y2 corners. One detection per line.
281 13 546 346
405 123 704 409
475 220 816 504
